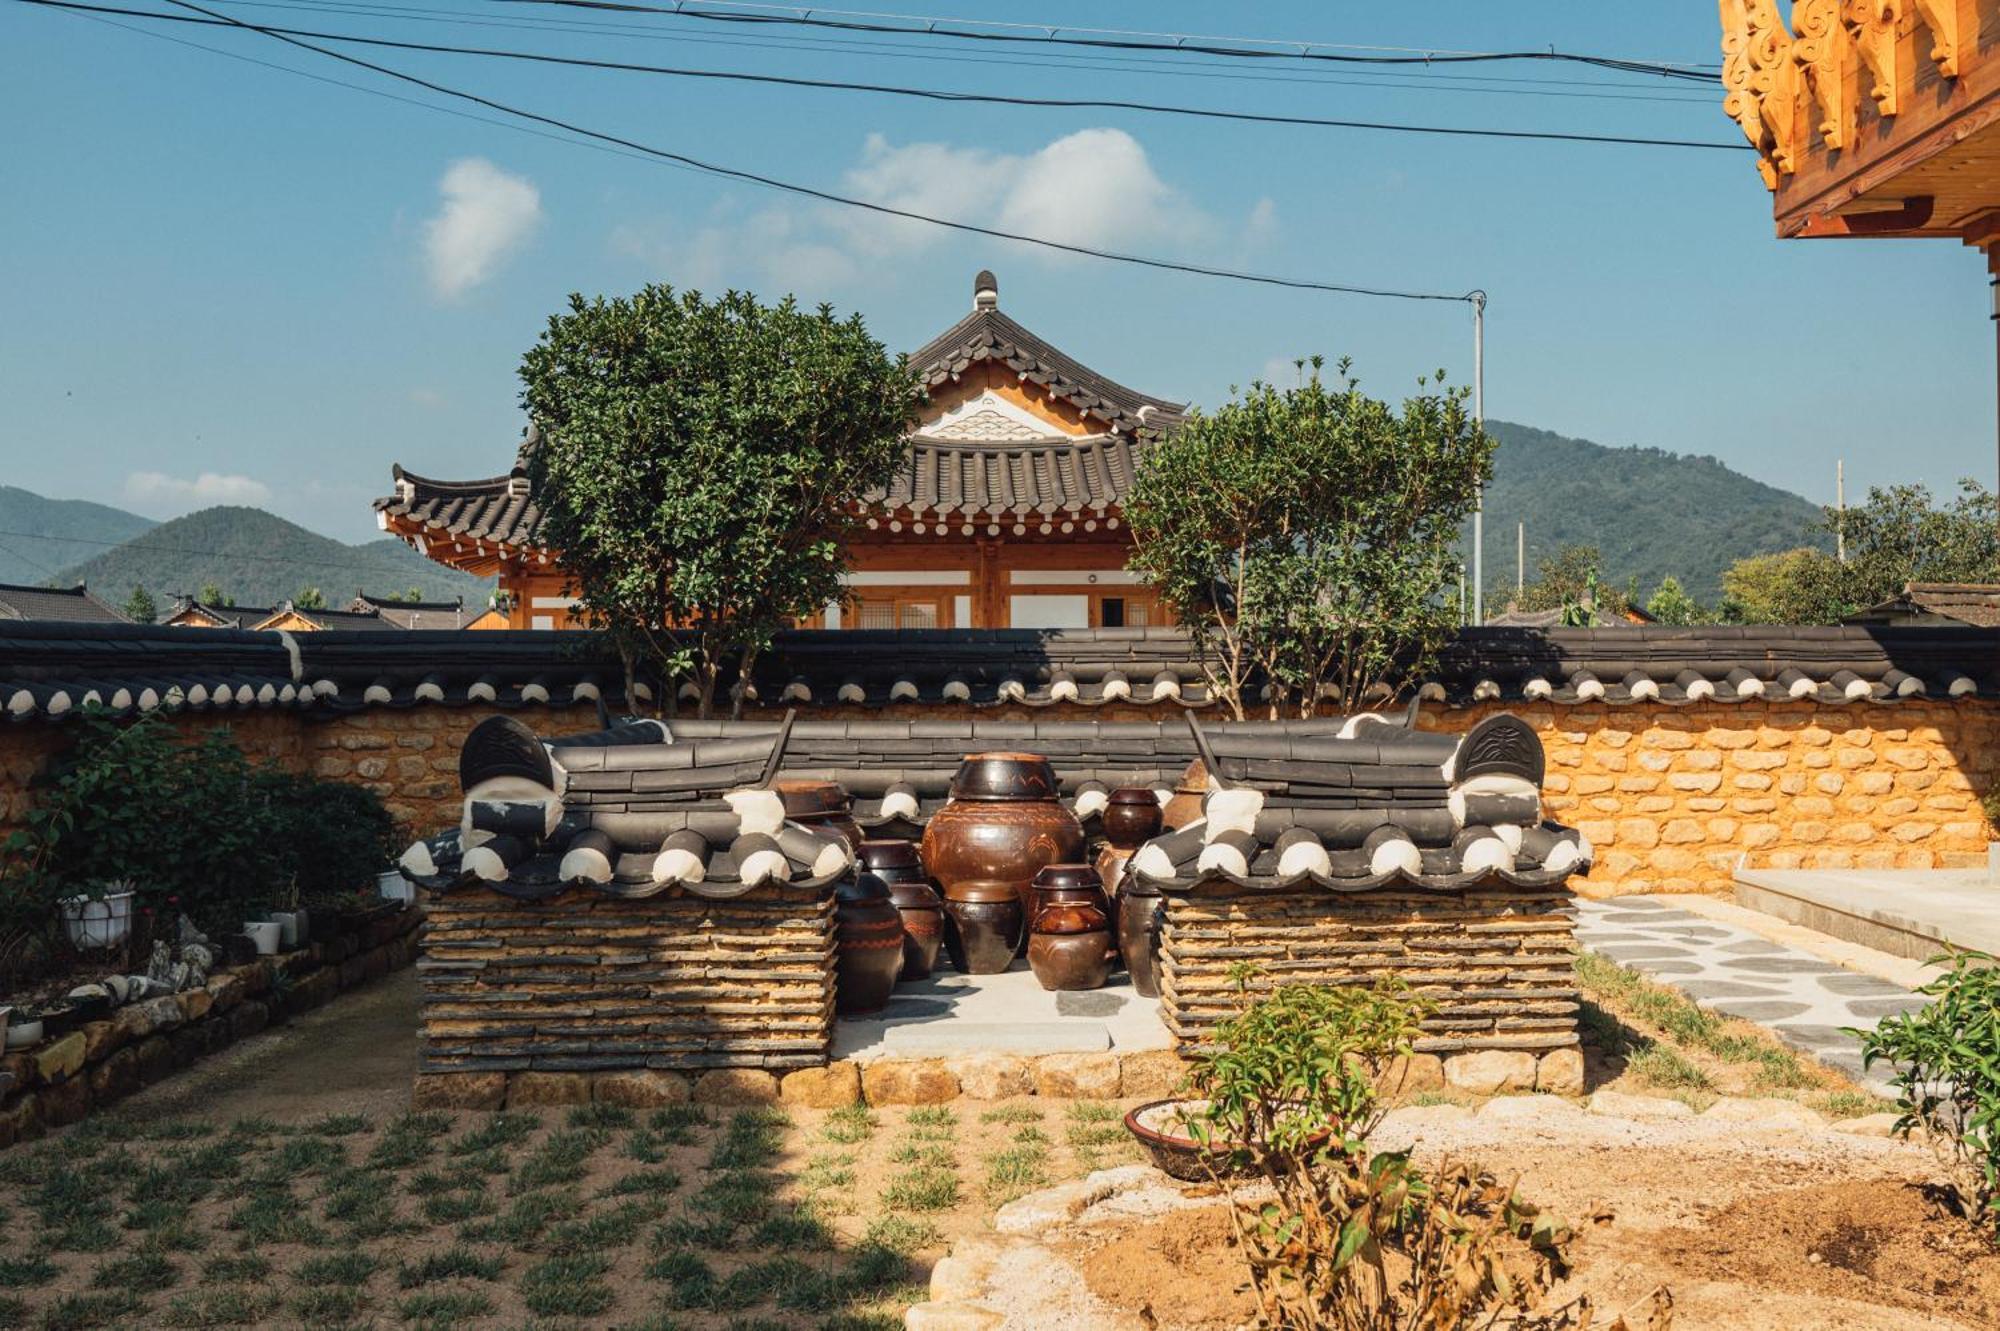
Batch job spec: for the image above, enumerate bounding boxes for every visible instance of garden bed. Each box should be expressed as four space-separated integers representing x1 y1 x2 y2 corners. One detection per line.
0 907 421 1149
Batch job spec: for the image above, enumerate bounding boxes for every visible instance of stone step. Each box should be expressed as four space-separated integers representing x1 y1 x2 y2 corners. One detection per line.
1734 865 2000 963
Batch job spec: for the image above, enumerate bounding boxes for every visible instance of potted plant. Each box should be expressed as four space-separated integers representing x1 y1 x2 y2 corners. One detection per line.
244 917 282 956
5 1005 44 1051
268 877 309 950
58 878 138 951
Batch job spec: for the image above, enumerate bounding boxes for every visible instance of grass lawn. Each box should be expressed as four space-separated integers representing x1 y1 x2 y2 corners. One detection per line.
0 1093 1146 1330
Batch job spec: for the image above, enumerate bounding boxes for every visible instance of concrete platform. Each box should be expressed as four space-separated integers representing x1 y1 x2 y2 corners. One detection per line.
1735 865 2000 963
831 963 1173 1062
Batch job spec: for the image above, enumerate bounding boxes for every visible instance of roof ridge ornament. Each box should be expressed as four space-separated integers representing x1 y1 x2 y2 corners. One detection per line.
973 269 998 311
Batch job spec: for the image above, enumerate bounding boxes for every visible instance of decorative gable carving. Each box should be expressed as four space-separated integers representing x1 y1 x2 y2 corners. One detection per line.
922 390 1071 442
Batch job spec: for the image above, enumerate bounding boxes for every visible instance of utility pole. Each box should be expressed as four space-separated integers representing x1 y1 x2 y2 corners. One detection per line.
1517 522 1525 594
1836 459 1847 563
1470 291 1486 626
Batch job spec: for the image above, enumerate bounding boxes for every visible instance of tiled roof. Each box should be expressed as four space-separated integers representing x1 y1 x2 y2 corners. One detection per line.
1847 582 2000 629
165 601 277 629
351 595 473 630
3 623 1999 724
271 604 406 632
0 583 129 625
871 434 1140 523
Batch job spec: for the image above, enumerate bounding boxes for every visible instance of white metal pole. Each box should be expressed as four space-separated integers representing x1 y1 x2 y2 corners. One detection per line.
1471 292 1486 626
1836 458 1847 564
1517 522 1525 594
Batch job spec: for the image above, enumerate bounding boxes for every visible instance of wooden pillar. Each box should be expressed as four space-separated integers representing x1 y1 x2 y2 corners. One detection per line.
975 538 1003 629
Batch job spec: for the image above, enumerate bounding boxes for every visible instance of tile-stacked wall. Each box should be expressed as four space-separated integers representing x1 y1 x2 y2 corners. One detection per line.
2 699 1994 898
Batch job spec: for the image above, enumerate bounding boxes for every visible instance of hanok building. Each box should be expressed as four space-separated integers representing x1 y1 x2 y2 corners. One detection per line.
0 583 129 625
375 272 1185 631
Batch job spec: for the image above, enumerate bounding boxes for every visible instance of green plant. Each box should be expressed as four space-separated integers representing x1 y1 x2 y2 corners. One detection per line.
1125 359 1492 718
519 284 923 716
1857 948 2000 1234
1188 980 1571 1329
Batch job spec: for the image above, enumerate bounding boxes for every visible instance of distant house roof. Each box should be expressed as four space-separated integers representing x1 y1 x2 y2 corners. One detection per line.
349 594 473 630
0 583 130 625
1485 602 1655 629
1846 582 2000 629
163 600 276 629
257 602 407 632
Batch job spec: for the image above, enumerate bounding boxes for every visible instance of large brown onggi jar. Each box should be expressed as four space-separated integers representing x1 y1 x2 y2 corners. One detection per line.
776 779 864 853
921 752 1085 931
833 873 905 1015
1117 877 1165 999
941 878 1023 975
857 840 944 981
1103 786 1164 850
1027 863 1112 991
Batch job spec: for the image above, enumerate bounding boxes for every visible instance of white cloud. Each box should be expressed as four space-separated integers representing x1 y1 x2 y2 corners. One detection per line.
123 471 272 513
423 158 543 299
613 128 1266 290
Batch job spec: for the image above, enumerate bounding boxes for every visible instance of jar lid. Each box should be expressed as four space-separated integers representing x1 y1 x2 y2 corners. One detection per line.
949 752 1060 802
856 839 923 872
1107 786 1160 805
775 779 851 817
1032 862 1103 892
943 877 1023 904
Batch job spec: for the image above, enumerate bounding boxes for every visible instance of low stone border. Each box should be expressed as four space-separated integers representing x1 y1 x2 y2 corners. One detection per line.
413 1043 1583 1112
0 907 424 1148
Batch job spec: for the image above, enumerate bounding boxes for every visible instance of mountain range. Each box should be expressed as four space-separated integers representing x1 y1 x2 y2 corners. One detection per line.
23 505 492 610
3 422 1829 615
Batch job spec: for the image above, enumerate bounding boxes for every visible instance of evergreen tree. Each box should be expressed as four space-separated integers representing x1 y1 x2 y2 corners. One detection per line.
122 585 157 624
198 583 226 607
1644 576 1704 626
294 586 327 611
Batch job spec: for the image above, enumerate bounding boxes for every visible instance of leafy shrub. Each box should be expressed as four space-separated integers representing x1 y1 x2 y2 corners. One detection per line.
1188 979 1573 1329
1858 949 2000 1234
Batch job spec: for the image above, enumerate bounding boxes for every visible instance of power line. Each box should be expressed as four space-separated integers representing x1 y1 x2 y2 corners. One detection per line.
20 0 1747 151
194 0 1723 105
47 0 1486 302
494 0 1721 83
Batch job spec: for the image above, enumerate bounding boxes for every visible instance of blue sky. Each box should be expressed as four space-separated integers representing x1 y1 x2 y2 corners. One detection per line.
2 1 1992 546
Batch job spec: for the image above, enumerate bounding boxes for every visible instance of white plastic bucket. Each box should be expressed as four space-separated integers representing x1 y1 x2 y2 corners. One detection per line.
246 920 282 956
377 869 414 906
58 892 135 951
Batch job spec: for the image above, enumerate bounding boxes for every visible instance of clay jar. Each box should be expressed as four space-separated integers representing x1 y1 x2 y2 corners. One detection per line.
776 779 864 854
920 752 1085 927
833 873 905 1015
1117 877 1166 999
857 840 944 980
941 879 1024 975
1161 759 1210 831
1103 786 1164 850
1027 863 1113 992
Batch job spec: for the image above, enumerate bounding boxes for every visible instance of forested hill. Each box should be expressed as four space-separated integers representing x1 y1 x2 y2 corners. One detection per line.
1476 421 1829 604
0 486 157 585
54 506 491 608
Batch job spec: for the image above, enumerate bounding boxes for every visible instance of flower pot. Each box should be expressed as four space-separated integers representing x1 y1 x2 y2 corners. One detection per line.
58 891 136 951
942 879 1025 975
833 874 905 1015
921 752 1085 933
246 921 282 956
377 869 414 906
269 912 302 949
857 840 944 981
5 1019 43 1051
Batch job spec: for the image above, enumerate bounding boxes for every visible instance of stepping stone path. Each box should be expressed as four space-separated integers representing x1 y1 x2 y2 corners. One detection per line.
1574 896 1926 1095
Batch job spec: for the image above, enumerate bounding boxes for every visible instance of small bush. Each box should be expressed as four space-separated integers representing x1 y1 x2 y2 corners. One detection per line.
1858 948 2000 1234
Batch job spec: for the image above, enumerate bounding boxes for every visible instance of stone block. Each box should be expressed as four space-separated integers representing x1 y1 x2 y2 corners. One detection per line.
1831 1112 1902 1138
595 1069 694 1108
177 988 212 1024
507 1072 593 1107
692 1068 781 1106
1032 1052 1121 1100
110 1003 156 1047
168 1027 206 1070
205 973 243 1015
79 1020 124 1064
1699 1097 1824 1131
1585 1090 1691 1120
133 1035 175 1087
1375 1053 1446 1098
948 1055 1035 1101
1441 1049 1536 1095
1116 1050 1190 1100
38 1076 89 1128
137 995 184 1034
229 999 269 1043
778 1063 860 1109
32 1032 86 1085
87 1048 140 1104
412 1071 507 1111
0 1092 41 1145
905 1303 1005 1331
1535 1048 1584 1096
862 1060 960 1106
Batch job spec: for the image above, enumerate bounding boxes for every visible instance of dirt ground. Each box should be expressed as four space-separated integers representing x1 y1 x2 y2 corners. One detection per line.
1074 1115 2000 1331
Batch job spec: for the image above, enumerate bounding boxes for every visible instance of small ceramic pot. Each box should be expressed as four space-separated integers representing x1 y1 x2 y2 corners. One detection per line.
1102 787 1164 850
857 840 945 981
1118 879 1166 999
246 920 282 956
1161 759 1209 831
1027 863 1113 991
777 779 865 853
943 879 1025 975
833 873 905 1015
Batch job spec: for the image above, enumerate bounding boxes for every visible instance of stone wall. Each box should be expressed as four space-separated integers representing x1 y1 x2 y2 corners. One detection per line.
1157 885 1580 1094
0 907 421 1149
416 884 835 1100
3 697 1995 899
